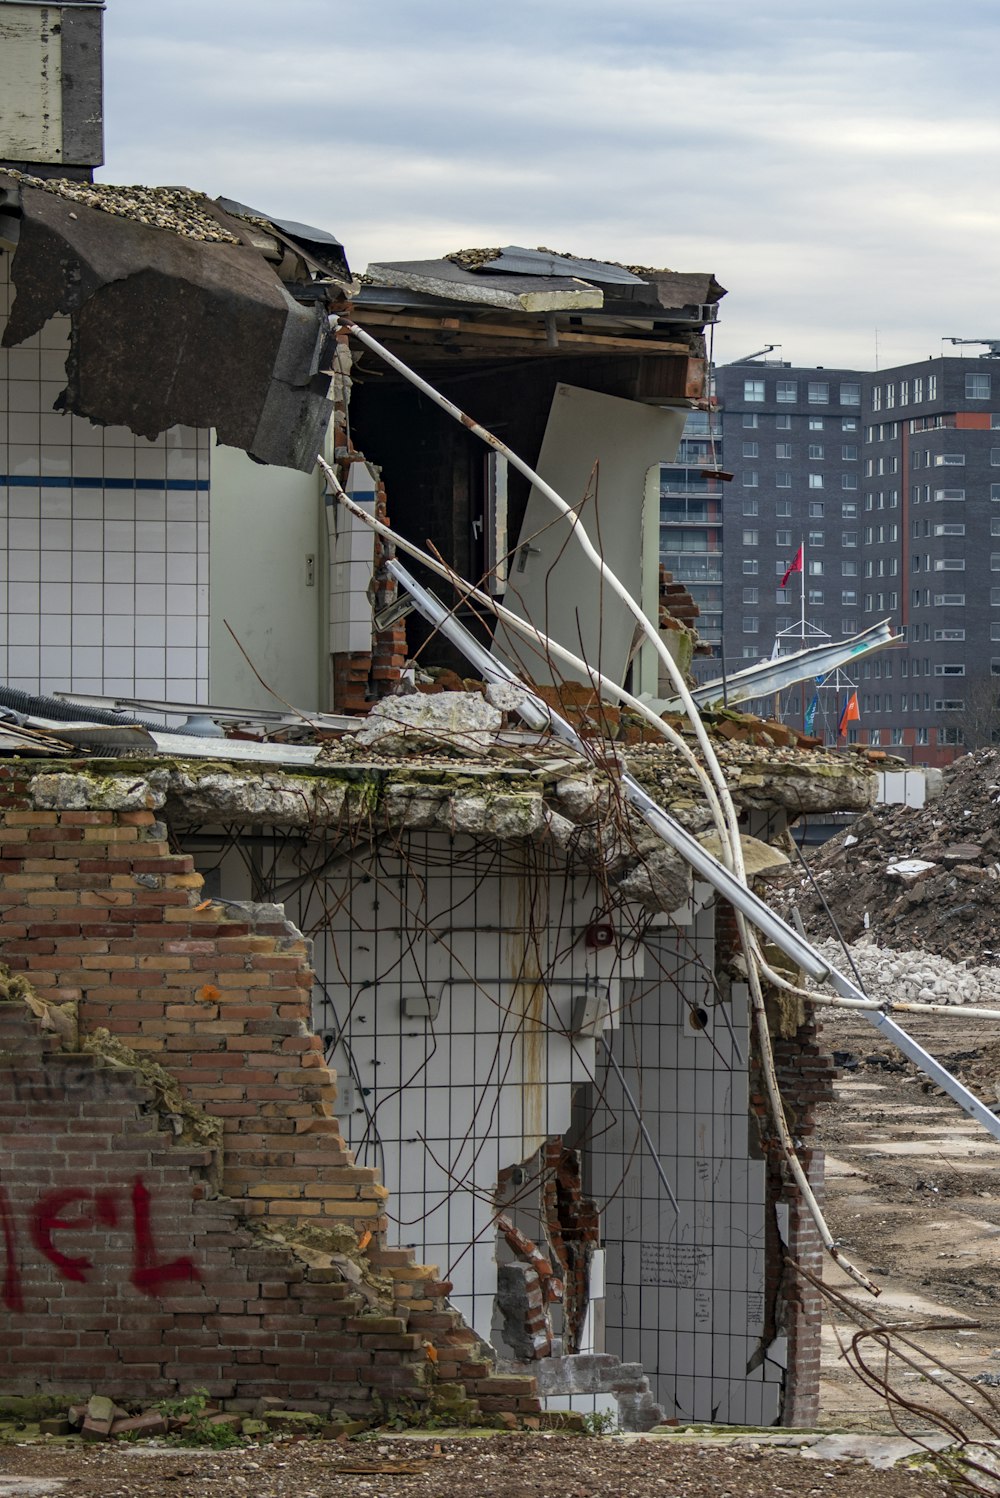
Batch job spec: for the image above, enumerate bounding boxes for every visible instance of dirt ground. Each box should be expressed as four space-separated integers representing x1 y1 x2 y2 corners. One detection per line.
816 1001 1000 1439
0 1431 951 1498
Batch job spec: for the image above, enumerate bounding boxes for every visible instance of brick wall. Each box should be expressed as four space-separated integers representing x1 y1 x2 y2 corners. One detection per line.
0 765 537 1418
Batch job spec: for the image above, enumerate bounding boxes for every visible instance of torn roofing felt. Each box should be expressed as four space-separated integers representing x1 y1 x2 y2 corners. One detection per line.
0 173 347 471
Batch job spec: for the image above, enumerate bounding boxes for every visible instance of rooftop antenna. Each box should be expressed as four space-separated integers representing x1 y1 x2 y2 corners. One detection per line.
945 337 1000 358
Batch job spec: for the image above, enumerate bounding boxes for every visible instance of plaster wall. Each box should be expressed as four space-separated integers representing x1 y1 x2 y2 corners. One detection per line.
207 442 325 711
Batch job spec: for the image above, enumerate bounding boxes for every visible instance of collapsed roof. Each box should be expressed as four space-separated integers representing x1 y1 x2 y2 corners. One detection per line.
0 173 351 471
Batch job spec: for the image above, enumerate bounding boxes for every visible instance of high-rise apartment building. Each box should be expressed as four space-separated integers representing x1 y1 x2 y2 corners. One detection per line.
661 354 1000 764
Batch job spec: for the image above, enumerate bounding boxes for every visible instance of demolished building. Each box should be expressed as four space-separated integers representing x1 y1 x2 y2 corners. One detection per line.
0 0 903 1431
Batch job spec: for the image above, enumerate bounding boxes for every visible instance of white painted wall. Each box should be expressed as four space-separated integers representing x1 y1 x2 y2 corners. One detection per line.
492 384 685 690
208 443 325 711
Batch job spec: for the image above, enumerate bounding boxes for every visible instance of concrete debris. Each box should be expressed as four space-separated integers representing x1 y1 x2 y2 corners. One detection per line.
3 170 241 242
352 691 503 757
810 938 996 1008
775 746 1000 963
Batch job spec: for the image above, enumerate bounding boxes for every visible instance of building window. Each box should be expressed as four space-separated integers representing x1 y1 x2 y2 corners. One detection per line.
992 485 1000 501
776 414 792 431
992 625 1000 641
808 531 824 546
842 445 858 461
775 442 792 459
744 380 765 402
776 498 792 516
840 382 860 406
934 664 965 676
935 593 966 605
742 587 758 603
935 629 965 640
743 616 759 633
742 413 759 429
808 589 824 604
743 441 759 458
841 474 858 490
842 589 857 605
936 453 966 466
842 560 858 576
843 530 857 546
742 471 759 487
935 558 966 570
808 381 829 404
916 728 929 746
842 617 857 633
935 699 965 712
775 588 789 604
886 384 896 409
776 380 797 403
808 503 824 519
808 474 824 489
742 529 758 545
776 529 792 547
842 502 858 518
872 386 882 412
899 381 909 407
935 489 966 501
808 560 824 575
936 523 967 536
808 416 824 431
742 498 759 516
967 372 991 400
913 377 923 404
743 559 759 575
808 444 824 460
776 472 792 488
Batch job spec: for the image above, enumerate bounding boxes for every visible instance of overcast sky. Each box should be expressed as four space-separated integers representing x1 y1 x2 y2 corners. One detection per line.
102 0 1000 373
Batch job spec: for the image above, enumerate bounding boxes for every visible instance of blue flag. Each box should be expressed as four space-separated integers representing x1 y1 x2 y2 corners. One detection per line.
804 695 818 735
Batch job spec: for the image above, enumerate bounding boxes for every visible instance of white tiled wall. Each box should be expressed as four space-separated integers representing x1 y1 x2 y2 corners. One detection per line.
593 916 785 1425
0 251 210 701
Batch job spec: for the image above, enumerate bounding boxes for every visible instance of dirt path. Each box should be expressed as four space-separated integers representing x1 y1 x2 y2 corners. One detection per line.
817 1005 1000 1431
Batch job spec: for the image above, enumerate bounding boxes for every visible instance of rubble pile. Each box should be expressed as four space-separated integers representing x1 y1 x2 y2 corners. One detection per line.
775 747 1000 966
808 937 997 1008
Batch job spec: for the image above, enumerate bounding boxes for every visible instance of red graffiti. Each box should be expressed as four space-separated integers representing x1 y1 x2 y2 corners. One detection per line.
0 1175 198 1310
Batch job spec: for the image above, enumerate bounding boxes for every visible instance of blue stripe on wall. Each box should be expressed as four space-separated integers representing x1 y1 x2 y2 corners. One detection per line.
0 475 208 491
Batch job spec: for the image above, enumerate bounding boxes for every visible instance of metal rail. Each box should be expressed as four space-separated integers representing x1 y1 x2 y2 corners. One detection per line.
386 558 1000 1145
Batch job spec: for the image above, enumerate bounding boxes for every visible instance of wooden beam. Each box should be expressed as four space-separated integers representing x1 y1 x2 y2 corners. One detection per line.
355 309 690 356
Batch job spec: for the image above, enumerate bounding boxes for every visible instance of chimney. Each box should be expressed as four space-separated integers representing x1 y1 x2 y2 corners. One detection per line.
0 1 104 181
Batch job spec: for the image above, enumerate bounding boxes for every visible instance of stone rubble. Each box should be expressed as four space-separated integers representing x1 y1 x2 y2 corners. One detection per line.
774 746 1000 969
808 937 998 1009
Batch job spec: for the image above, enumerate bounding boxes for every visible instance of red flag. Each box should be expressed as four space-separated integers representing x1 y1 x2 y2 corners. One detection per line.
779 544 803 588
838 691 860 738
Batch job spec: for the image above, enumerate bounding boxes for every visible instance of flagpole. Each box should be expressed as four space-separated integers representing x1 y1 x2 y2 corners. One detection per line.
800 538 806 730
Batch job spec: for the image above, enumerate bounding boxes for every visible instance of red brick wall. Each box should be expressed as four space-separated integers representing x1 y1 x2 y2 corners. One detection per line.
0 767 537 1418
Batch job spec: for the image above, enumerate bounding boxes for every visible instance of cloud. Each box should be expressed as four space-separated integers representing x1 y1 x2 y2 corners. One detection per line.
101 0 1000 368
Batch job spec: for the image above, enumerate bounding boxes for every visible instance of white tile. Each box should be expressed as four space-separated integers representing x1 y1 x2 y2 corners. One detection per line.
8 645 40 675
103 425 136 448
135 520 166 551
135 493 165 521
134 615 166 647
9 550 40 581
105 552 135 583
71 614 104 646
71 582 104 613
71 646 103 676
8 615 39 645
166 647 196 678
40 612 71 644
39 645 71 677
72 552 103 583
166 450 197 482
103 449 135 480
8 411 39 444
40 491 72 519
103 647 134 676
104 520 135 552
103 492 135 521
104 583 136 614
40 552 71 582
166 519 197 552
136 585 166 616
70 493 103 519
133 676 166 696
135 553 166 584
40 380 64 411
40 447 72 477
135 448 166 481
8 445 40 474
166 583 196 616
166 614 197 646
7 348 40 380
38 316 70 350
39 351 68 382
72 520 104 549
8 581 39 612
166 553 197 584
40 518 72 549
70 415 103 447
